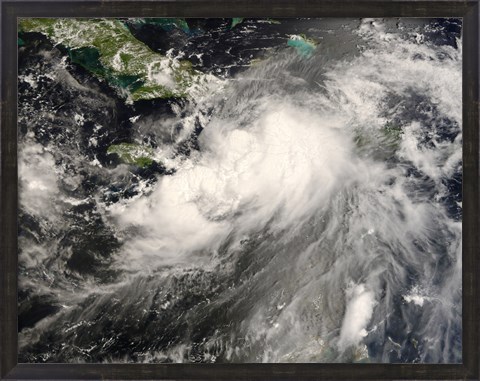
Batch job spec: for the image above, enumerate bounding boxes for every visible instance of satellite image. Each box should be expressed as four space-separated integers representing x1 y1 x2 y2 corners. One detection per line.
17 17 462 363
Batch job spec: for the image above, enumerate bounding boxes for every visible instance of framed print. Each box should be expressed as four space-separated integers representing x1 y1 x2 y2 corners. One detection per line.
1 0 479 380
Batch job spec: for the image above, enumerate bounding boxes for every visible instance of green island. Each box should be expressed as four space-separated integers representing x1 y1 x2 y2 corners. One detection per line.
19 18 199 102
107 143 155 167
231 18 244 28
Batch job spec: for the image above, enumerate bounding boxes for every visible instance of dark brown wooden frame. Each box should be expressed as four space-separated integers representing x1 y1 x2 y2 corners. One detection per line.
1 1 479 379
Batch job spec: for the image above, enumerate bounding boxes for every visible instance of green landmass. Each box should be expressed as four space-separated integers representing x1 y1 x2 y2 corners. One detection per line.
107 143 155 167
266 19 281 25
231 18 244 28
381 121 403 150
353 122 404 154
383 121 403 140
19 18 198 101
